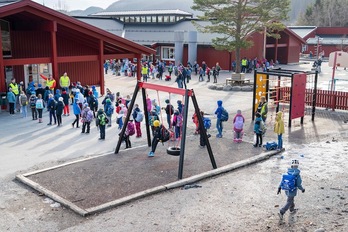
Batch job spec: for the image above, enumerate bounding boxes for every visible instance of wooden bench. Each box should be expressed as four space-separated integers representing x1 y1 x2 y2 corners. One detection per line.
226 74 251 86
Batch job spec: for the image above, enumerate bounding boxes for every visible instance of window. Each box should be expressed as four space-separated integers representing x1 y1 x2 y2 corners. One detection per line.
162 47 175 61
170 16 175 22
1 20 11 57
146 16 152 22
163 16 169 22
141 16 145 22
152 16 157 23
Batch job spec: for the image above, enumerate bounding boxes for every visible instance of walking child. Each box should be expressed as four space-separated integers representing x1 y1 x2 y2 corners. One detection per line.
96 108 108 140
35 94 45 123
277 159 305 220
29 92 38 120
253 112 264 147
19 91 28 118
274 111 285 150
123 118 135 149
233 110 245 143
56 97 64 126
81 104 93 133
132 104 143 137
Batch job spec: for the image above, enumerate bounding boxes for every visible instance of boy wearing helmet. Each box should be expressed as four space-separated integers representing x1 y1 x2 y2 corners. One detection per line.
148 120 170 157
277 159 305 220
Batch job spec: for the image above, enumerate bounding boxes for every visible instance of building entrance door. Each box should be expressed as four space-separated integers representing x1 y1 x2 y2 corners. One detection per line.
24 63 52 90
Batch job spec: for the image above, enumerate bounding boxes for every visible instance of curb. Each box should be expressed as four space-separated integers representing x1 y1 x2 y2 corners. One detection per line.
15 149 283 216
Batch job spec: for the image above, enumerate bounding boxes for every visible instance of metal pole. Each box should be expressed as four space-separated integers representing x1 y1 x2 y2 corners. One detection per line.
312 71 318 121
191 91 217 170
330 52 338 111
142 87 152 147
178 89 190 179
276 75 281 113
252 69 257 120
115 82 140 154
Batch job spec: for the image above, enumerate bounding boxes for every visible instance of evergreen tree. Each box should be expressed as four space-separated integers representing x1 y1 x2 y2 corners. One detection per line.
192 0 290 73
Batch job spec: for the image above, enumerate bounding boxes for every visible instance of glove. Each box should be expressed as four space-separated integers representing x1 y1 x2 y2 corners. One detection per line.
302 189 305 193
277 187 281 195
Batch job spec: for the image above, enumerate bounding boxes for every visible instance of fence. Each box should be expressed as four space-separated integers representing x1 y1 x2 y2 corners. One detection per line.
278 87 348 111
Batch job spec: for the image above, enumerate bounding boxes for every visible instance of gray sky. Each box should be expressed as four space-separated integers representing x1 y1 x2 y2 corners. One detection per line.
33 0 118 11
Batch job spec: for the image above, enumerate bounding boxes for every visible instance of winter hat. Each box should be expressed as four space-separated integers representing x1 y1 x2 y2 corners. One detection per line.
97 108 104 114
92 85 96 90
88 91 93 95
291 159 299 168
165 99 170 104
38 84 42 88
84 103 88 108
177 100 182 104
58 97 63 102
237 110 242 114
31 91 36 95
106 99 111 104
153 120 160 127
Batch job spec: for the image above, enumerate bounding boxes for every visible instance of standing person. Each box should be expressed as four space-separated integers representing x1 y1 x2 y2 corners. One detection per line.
54 89 61 102
61 88 70 116
88 92 98 118
59 72 70 90
212 66 218 83
168 62 173 76
8 78 19 112
233 110 245 143
132 104 143 138
35 94 45 123
29 92 38 120
152 99 161 115
91 86 99 99
194 61 199 75
35 83 45 98
215 62 221 78
198 67 204 82
149 110 159 135
116 110 124 130
274 111 285 150
19 91 28 118
123 118 135 149
71 99 81 128
104 61 109 74
158 62 164 80
56 97 64 127
253 113 264 147
201 61 207 75
277 160 305 220
105 99 114 127
192 112 199 135
200 111 212 148
172 110 183 139
214 100 224 138
142 64 149 82
81 104 93 133
206 66 211 82
256 96 268 122
40 74 56 92
96 108 108 140
163 99 174 129
7 88 16 115
241 57 248 73
47 94 57 125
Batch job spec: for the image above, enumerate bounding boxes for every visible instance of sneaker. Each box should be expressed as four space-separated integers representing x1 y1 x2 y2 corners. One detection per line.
148 151 154 157
290 209 298 214
47 123 52 125
278 212 284 220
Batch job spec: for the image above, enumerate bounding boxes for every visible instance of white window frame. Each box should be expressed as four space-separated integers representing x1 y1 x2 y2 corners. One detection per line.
161 46 175 61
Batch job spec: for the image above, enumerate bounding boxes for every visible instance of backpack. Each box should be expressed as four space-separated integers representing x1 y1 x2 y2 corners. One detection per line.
136 111 144 122
220 108 229 122
29 96 36 108
91 97 98 108
86 110 94 122
20 95 27 106
203 117 211 129
176 114 183 127
35 99 44 109
107 105 114 115
234 116 244 130
127 122 135 136
280 173 297 191
160 126 170 142
259 120 266 135
97 113 108 125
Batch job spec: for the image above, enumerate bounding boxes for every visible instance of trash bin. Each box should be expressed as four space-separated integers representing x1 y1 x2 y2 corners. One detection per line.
0 92 7 111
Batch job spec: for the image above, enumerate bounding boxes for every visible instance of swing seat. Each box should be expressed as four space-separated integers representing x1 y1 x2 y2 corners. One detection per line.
167 146 181 156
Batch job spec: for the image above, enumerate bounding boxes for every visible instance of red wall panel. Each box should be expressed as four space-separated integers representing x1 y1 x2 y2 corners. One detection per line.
57 34 99 57
11 31 51 58
58 61 100 87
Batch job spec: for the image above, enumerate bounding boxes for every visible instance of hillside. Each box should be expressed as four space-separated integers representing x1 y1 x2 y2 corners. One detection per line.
70 0 315 23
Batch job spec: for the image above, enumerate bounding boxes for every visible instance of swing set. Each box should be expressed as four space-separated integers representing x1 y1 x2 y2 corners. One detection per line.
115 81 217 179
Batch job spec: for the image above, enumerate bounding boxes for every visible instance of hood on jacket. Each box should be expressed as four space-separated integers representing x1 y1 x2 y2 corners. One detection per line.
217 100 223 107
92 85 96 90
106 99 112 105
62 90 67 94
56 89 60 94
276 111 283 121
287 168 300 176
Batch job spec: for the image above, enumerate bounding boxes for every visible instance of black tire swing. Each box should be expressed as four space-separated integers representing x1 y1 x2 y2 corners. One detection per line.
156 90 182 157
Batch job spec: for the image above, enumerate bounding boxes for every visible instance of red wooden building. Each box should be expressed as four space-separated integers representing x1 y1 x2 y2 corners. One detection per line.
0 0 155 94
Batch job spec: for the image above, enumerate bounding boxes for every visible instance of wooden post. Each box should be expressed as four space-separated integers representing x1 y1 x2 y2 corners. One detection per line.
0 24 5 92
50 21 58 85
136 54 141 81
99 40 105 96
